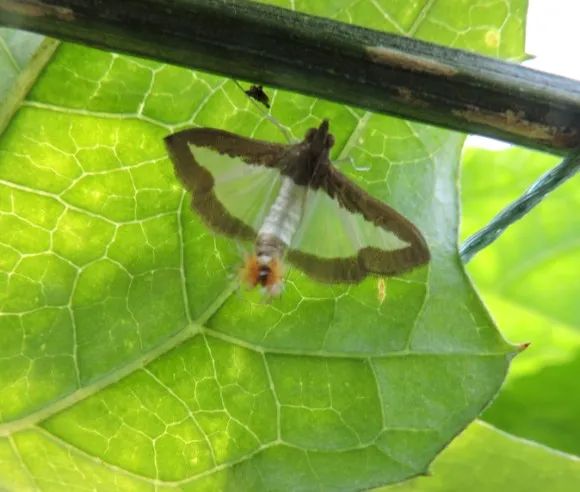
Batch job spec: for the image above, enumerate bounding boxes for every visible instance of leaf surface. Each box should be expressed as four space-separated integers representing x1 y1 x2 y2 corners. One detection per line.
0 1 527 489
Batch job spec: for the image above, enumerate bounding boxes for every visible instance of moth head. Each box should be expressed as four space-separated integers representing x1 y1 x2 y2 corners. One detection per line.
305 119 335 153
240 254 284 297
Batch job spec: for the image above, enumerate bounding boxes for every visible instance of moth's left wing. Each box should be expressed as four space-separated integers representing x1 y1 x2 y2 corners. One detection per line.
165 128 288 241
287 166 430 283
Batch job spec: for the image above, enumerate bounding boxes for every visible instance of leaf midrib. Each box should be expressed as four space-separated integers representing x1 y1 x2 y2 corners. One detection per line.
0 278 236 436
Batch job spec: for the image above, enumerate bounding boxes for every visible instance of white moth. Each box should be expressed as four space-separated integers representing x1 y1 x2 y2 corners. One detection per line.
165 120 429 296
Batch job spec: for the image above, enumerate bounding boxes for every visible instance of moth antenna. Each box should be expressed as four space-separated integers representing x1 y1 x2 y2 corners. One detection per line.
232 79 295 144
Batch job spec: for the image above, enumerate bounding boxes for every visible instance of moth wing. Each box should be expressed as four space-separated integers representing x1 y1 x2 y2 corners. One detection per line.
165 128 287 241
287 167 429 283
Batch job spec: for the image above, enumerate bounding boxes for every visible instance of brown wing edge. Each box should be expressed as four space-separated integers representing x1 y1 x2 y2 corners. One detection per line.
287 166 430 283
287 245 427 283
164 128 286 242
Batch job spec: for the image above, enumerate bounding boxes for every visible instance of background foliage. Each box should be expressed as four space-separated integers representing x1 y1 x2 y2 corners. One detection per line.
0 1 578 490
462 145 580 457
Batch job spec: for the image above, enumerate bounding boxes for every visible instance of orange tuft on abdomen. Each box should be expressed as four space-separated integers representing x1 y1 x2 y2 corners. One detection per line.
240 254 261 287
239 255 284 296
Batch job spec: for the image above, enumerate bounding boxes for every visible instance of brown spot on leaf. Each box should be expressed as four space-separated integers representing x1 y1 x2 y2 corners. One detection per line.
485 30 501 49
377 278 387 304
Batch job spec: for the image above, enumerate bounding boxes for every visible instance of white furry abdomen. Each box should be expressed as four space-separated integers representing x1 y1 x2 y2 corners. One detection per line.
258 176 306 246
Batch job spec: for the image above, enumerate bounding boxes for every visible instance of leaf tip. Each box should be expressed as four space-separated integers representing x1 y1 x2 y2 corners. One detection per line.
517 341 531 353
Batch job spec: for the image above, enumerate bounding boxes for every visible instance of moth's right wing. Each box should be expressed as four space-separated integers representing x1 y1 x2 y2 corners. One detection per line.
165 128 288 241
286 166 430 283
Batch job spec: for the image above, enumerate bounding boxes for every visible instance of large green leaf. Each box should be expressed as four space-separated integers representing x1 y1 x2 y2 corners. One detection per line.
382 421 580 492
462 145 580 456
0 2 528 490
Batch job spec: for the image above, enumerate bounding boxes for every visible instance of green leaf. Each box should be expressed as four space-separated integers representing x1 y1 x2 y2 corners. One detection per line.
379 421 580 492
462 145 580 456
0 2 527 490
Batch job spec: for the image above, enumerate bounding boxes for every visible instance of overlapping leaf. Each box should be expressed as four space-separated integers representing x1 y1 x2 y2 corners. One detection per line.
462 145 580 456
0 29 44 100
383 421 580 492
0 1 528 490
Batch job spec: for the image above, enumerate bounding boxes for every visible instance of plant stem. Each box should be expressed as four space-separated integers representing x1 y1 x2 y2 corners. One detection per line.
1 0 580 154
460 150 580 262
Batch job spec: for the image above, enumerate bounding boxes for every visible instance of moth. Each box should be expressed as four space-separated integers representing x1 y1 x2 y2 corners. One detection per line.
165 120 429 296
